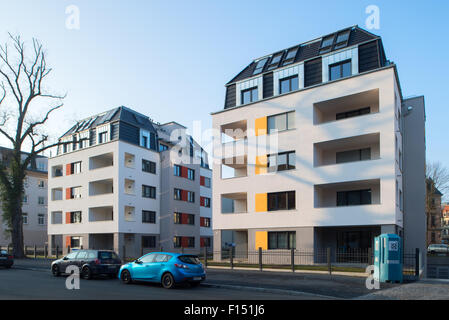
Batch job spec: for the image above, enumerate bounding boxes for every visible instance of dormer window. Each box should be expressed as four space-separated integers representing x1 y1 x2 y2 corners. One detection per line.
253 58 269 75
266 52 283 70
319 35 335 54
241 87 258 104
329 60 351 81
282 47 298 66
334 30 350 50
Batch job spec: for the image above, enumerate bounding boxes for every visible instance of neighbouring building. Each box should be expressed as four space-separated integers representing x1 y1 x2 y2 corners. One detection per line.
211 26 426 264
442 203 449 244
47 106 212 258
0 147 48 247
426 178 443 245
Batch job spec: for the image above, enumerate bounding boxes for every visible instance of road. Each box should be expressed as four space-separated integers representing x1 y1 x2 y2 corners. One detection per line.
0 267 327 300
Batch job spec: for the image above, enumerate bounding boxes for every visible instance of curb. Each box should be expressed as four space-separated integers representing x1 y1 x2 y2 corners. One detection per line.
201 282 340 300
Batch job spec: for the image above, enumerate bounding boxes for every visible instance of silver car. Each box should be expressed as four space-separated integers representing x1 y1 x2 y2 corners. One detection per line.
428 244 449 254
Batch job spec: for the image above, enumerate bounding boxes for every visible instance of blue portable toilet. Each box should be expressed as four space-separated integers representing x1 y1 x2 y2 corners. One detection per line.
373 234 403 283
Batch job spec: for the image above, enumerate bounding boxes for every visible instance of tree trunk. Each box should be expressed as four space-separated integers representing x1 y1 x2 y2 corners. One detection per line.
11 202 24 258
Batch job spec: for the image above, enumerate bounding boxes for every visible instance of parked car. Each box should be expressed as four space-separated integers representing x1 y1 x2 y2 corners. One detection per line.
428 244 449 254
0 250 13 269
51 250 122 279
119 252 206 289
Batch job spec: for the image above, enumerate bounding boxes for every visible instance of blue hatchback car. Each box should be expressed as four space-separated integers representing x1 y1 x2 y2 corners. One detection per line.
118 252 206 289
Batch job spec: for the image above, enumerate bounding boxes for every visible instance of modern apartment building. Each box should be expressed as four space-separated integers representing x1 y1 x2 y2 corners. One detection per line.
212 26 426 260
47 107 212 258
0 147 48 246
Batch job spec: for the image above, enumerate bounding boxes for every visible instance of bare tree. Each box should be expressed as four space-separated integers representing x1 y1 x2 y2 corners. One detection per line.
426 161 449 199
0 33 66 258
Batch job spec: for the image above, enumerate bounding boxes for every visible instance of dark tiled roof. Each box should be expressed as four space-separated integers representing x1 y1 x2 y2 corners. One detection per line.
62 106 157 138
227 25 379 85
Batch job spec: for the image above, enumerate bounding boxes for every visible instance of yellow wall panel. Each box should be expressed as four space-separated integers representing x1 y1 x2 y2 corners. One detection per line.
255 193 267 212
255 117 267 136
255 155 267 175
255 231 268 250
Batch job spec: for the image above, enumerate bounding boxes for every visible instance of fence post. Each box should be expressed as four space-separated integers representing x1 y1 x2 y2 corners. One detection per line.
415 248 420 279
204 246 208 269
291 248 295 272
327 247 332 275
34 245 37 259
56 246 59 259
230 247 234 270
258 247 263 271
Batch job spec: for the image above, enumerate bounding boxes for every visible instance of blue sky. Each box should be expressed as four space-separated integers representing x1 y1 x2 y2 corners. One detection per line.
0 0 448 172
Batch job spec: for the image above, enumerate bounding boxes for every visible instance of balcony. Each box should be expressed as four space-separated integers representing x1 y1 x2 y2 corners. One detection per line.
89 206 113 222
51 188 63 201
89 152 114 170
314 133 380 167
314 179 380 208
51 165 63 178
221 192 247 214
89 179 113 196
124 179 135 195
313 89 379 125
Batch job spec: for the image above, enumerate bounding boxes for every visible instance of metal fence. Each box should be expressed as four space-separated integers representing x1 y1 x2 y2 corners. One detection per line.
0 245 63 259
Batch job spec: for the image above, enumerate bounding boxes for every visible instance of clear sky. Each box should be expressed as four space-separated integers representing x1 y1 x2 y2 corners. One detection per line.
0 1 448 174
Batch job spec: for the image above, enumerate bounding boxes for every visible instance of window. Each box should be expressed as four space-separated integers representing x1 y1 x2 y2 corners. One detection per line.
38 196 45 205
336 107 370 120
174 188 182 200
142 236 156 248
187 191 195 203
22 195 28 203
187 214 195 225
38 214 45 225
329 60 351 81
337 189 371 206
141 136 148 148
174 212 182 224
203 177 211 188
22 213 28 224
279 76 299 94
142 210 156 224
201 217 211 228
267 111 295 133
319 35 334 54
204 197 211 208
336 148 371 164
174 165 181 177
98 132 109 144
253 57 269 75
70 211 82 223
186 168 194 181
267 191 296 211
268 231 296 249
71 161 82 174
266 52 283 70
142 159 156 174
142 185 156 199
241 87 258 105
70 187 82 199
173 237 184 248
70 237 81 249
159 144 169 152
267 151 296 172
282 47 298 66
334 30 350 50
38 180 45 188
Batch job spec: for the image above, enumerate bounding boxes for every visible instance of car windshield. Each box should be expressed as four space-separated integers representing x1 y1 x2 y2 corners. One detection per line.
178 255 201 265
0 250 7 255
99 251 118 260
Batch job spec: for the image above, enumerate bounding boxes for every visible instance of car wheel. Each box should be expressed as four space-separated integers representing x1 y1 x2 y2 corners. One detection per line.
161 273 175 289
121 270 132 284
81 266 92 280
52 264 60 277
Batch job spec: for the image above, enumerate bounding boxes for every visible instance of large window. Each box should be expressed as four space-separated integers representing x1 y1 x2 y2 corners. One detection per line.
142 236 156 248
267 151 296 173
337 189 372 206
336 107 370 120
329 60 351 81
252 57 269 75
142 185 156 199
71 161 82 174
98 131 109 144
241 87 258 105
267 111 295 133
142 210 156 223
142 159 156 174
336 148 371 164
174 165 181 177
266 52 283 70
268 231 296 249
282 47 298 66
268 191 296 211
187 168 195 181
187 191 195 203
70 211 82 224
174 188 182 200
279 76 299 94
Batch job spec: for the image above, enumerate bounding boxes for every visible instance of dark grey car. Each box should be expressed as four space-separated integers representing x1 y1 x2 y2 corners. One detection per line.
51 250 122 279
0 250 13 269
